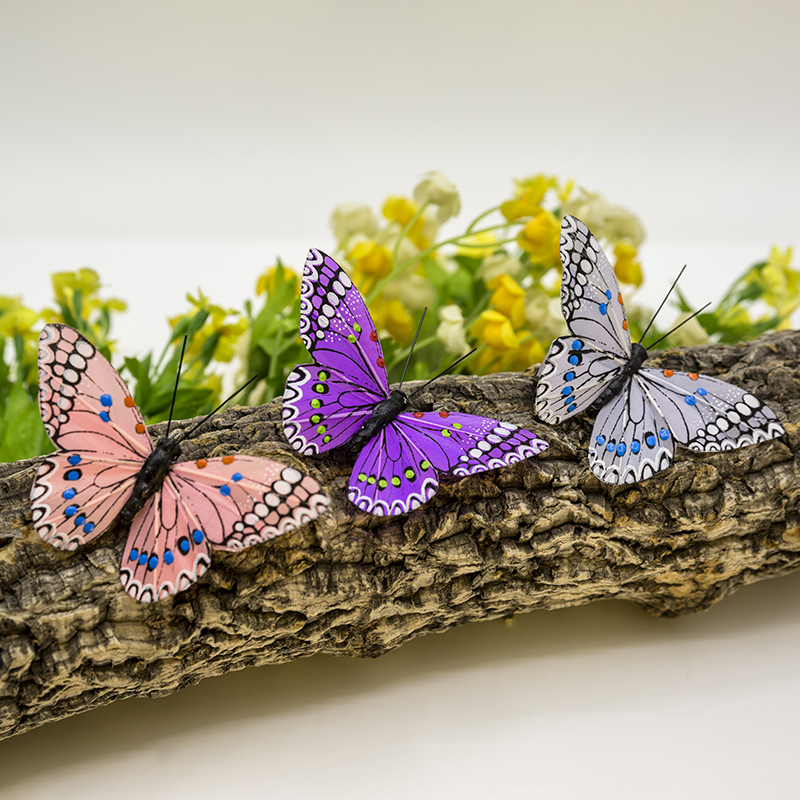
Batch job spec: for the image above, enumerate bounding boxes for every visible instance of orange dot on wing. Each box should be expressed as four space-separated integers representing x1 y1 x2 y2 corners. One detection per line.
618 293 623 305
370 331 378 342
439 411 449 418
622 320 628 331
124 396 136 408
222 455 234 465
135 423 146 434
377 357 385 367
196 459 208 469
663 370 674 378
413 411 424 419
689 373 698 380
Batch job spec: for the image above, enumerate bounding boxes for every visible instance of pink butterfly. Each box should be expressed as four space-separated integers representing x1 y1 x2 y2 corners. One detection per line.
30 324 330 602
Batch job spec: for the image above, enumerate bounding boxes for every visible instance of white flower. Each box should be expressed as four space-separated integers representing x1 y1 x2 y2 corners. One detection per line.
436 304 471 355
476 252 523 284
413 171 461 223
562 189 644 246
668 312 710 347
383 272 435 311
330 203 378 245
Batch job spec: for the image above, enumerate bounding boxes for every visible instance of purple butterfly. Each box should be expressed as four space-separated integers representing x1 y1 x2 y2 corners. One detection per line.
282 249 549 516
535 215 785 485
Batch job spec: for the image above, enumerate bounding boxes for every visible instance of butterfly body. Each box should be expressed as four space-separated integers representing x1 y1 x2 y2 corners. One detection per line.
535 215 785 485
31 323 330 601
282 248 549 516
345 390 409 455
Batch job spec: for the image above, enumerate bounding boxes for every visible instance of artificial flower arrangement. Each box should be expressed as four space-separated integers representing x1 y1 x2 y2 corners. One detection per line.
0 171 796 464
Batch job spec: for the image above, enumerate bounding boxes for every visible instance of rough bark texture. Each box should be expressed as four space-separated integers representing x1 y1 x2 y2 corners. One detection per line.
1 330 799 740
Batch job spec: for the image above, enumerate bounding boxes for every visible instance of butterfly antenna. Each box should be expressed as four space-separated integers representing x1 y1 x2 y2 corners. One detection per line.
645 302 711 350
407 348 478 401
180 374 262 441
165 336 188 438
638 265 687 346
398 308 427 391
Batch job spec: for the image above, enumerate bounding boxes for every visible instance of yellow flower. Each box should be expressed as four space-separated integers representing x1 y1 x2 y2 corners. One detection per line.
518 210 560 265
171 291 247 364
436 304 471 356
456 231 498 259
413 171 461 223
759 246 799 324
346 240 393 294
521 336 546 367
471 310 519 351
382 195 431 249
613 242 643 287
51 267 127 315
256 263 299 297
330 203 378 246
501 174 556 222
524 287 568 340
371 298 415 344
487 274 526 328
0 296 39 337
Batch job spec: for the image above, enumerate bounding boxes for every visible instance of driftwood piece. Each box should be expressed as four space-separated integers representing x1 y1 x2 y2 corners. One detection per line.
1 330 799 740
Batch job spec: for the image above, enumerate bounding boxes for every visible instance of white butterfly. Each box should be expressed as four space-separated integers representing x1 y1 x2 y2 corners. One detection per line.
535 215 785 484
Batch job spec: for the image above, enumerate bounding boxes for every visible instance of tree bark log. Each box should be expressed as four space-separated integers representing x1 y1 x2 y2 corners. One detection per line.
1 330 799 740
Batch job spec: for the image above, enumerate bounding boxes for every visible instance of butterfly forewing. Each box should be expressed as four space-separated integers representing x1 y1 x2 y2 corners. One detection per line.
637 368 785 451
282 363 382 454
37 324 153 460
588 378 674 484
300 249 390 395
559 215 631 360
535 335 624 423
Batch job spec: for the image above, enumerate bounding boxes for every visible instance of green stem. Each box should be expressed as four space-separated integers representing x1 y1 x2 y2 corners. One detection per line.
391 200 430 277
465 204 503 233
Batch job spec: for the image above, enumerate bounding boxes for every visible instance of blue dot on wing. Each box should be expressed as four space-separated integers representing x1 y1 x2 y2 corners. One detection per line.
99 411 110 423
178 538 190 554
572 340 583 350
697 387 707 396
68 454 81 465
659 428 670 440
232 472 243 482
138 552 148 566
631 441 641 454
64 505 77 516
148 555 159 570
83 522 94 533
685 396 696 405
164 550 174 565
606 290 612 299
100 394 112 407
67 470 79 481
129 549 139 561
567 404 576 413
192 529 204 544
74 515 86 526
596 435 605 445
646 435 656 447
561 386 573 396
565 371 575 381
62 488 76 500
568 355 579 365
220 485 231 496
599 303 608 315
606 442 614 452
616 442 626 456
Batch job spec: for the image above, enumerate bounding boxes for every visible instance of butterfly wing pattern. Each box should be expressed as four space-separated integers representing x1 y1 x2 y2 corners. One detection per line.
31 324 329 601
283 249 549 516
536 215 785 485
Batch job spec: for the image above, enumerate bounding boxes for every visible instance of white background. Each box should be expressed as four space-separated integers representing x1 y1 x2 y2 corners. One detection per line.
1 2 799 797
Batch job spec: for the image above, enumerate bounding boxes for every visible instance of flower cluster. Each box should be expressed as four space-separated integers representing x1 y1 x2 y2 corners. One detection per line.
1 172 796 463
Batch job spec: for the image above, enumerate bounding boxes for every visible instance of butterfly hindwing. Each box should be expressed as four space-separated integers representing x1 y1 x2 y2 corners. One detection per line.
30 454 140 549
119 457 330 601
637 368 785 452
282 363 382 454
300 248 390 395
559 215 631 359
37 324 153 460
588 377 674 484
535 335 624 423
